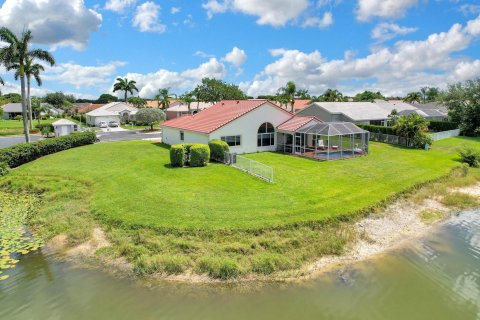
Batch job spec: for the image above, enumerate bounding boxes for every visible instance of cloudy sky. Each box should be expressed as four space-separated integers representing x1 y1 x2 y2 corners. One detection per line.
0 0 479 99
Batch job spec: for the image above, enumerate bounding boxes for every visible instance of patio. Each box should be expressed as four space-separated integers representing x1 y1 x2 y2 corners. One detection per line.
277 117 370 161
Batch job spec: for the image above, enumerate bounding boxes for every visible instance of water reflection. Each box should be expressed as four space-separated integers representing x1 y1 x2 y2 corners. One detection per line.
1 210 479 320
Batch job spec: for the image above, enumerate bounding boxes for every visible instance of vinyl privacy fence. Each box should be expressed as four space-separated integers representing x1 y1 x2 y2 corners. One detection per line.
429 129 461 141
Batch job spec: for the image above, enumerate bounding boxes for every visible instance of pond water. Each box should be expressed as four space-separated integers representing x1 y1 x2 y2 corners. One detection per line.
1 209 479 320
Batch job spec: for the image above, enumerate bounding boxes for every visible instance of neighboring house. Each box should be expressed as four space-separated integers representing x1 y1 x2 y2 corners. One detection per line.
297 100 446 126
1 103 23 119
73 103 104 114
1 102 59 119
161 100 293 154
275 99 312 113
408 102 448 121
52 119 78 137
86 102 138 126
165 102 213 120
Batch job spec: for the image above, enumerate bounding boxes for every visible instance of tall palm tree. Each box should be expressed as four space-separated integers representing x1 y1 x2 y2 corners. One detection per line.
403 91 422 104
0 28 55 142
14 56 45 129
113 77 138 102
284 81 297 113
322 89 343 102
420 87 428 104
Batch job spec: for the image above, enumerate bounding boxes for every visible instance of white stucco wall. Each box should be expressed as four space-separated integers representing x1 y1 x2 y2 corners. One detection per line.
53 125 75 137
87 115 120 126
210 103 292 154
162 126 209 145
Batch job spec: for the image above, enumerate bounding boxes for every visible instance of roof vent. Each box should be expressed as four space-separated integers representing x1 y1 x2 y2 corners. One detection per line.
237 100 240 104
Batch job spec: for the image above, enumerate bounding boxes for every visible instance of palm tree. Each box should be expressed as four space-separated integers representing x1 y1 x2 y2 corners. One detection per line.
0 28 55 142
403 91 422 104
0 76 4 95
179 91 195 114
14 56 45 129
113 77 138 102
321 89 343 102
284 81 297 113
155 88 174 110
420 87 428 104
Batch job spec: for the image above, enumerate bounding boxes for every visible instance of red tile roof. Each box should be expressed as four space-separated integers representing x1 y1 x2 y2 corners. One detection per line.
294 99 312 110
277 115 320 132
76 104 104 114
161 100 292 134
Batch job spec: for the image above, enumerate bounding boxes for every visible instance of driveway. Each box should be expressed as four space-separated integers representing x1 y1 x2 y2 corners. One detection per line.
0 135 43 148
96 130 162 143
100 127 128 133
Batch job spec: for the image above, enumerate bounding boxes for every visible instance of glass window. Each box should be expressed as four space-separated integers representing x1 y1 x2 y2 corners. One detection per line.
221 136 241 146
180 131 184 141
257 122 275 147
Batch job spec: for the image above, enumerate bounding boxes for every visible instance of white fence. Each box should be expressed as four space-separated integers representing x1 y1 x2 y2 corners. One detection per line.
225 153 274 183
430 129 461 141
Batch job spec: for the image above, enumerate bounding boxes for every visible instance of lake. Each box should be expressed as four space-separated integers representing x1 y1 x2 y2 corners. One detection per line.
1 209 479 320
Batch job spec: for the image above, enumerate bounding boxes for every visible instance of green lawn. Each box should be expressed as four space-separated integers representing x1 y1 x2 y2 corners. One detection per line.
0 118 80 136
5 137 479 230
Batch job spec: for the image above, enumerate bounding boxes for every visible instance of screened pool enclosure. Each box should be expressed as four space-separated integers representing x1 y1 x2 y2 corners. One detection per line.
277 118 369 160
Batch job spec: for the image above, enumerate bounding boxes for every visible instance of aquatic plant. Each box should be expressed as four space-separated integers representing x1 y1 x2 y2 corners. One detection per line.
0 192 41 280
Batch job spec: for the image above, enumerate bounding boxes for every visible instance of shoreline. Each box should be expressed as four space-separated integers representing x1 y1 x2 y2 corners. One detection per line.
45 181 480 285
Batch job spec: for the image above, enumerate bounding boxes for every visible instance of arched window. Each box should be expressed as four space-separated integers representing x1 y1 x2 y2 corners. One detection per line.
257 122 275 147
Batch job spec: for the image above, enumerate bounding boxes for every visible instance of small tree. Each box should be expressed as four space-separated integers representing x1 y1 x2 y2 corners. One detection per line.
135 108 164 130
127 96 146 108
394 114 432 148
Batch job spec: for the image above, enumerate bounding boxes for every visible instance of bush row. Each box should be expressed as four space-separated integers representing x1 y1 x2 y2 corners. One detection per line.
428 121 458 132
170 143 210 167
208 140 229 162
357 124 396 135
0 132 97 168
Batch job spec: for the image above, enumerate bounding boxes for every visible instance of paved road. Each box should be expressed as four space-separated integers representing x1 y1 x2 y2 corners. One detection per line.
0 135 43 148
96 130 162 142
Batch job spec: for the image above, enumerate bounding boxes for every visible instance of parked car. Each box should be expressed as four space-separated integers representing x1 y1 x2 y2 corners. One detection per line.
109 121 119 128
98 121 108 128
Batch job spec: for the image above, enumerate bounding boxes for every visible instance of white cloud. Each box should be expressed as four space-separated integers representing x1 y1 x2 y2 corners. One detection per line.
302 12 334 28
242 15 480 97
0 0 102 50
202 0 309 27
223 47 247 67
44 61 127 89
459 4 480 16
465 14 480 36
116 58 227 98
171 6 181 14
132 1 166 33
356 0 418 21
194 51 216 58
105 0 136 12
371 23 417 42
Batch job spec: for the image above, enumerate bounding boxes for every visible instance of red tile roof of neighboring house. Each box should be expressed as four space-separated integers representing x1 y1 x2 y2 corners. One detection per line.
277 115 320 132
76 104 104 114
161 99 292 134
294 99 312 110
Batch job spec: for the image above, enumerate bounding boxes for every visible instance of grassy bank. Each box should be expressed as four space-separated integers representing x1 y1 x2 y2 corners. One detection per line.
0 137 479 279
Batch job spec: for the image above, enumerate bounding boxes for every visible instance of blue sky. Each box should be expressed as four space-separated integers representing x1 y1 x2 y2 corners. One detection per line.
0 0 480 99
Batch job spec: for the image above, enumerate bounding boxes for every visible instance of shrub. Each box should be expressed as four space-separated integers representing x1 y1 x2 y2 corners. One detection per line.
190 144 210 167
428 121 458 132
357 124 396 135
0 132 96 168
14 115 23 121
170 144 185 167
208 140 229 162
35 123 54 131
0 162 10 177
41 126 53 137
459 147 480 167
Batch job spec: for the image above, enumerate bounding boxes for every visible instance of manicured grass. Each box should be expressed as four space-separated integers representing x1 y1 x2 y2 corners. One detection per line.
2 136 479 279
0 118 80 136
4 137 479 230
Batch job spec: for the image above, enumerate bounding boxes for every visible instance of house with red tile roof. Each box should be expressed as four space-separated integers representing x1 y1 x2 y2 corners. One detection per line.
161 99 293 154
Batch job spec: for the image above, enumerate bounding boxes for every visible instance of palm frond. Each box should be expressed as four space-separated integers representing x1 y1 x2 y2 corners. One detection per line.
28 49 55 66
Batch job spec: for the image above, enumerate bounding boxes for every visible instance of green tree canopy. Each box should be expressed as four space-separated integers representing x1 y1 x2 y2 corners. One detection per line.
403 91 422 103
354 90 385 102
441 79 480 136
317 89 344 102
128 96 146 108
44 92 74 110
97 93 118 104
2 93 21 103
135 108 165 130
394 114 432 148
193 78 246 104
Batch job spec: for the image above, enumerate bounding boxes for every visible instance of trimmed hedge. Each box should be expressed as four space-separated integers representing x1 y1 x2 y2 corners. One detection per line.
0 132 96 168
428 121 458 132
170 144 185 167
357 124 396 135
208 140 229 162
190 144 210 167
